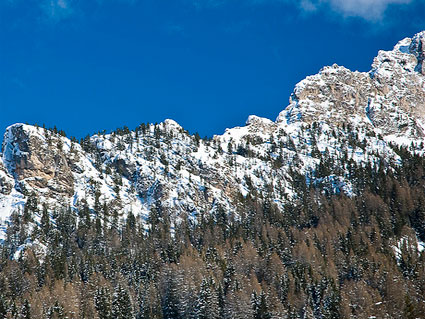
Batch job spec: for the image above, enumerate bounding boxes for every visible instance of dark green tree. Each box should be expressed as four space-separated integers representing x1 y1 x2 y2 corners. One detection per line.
112 284 133 319
95 287 112 319
20 299 31 319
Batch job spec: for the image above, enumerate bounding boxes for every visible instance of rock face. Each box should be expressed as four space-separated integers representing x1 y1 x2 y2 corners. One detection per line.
1 31 425 237
277 65 371 126
278 32 425 138
2 124 74 197
409 31 425 74
0 160 13 196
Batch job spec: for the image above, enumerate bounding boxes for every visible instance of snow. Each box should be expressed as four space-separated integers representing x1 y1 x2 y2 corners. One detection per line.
0 188 26 241
245 115 274 126
417 241 425 253
1 31 425 245
163 119 182 130
13 239 47 262
393 235 425 263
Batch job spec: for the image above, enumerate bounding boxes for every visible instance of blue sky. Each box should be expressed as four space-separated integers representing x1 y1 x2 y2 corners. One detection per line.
1 0 425 140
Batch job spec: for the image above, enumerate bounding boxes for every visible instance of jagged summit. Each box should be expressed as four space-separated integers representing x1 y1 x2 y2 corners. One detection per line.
276 31 425 141
1 31 425 241
373 31 425 75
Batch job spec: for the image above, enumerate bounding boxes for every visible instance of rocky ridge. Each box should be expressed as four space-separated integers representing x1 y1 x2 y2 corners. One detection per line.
1 31 425 240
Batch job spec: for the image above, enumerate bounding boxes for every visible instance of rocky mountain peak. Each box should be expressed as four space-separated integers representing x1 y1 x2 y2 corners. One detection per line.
1 31 425 240
409 31 425 73
372 33 425 77
276 31 425 140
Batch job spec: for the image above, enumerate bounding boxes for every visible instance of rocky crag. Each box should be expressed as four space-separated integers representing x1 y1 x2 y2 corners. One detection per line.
1 31 425 240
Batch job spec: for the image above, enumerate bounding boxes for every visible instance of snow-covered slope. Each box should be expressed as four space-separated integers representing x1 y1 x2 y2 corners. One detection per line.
1 31 425 239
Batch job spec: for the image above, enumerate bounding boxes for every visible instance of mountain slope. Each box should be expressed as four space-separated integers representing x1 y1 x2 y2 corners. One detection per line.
1 31 425 241
1 32 425 319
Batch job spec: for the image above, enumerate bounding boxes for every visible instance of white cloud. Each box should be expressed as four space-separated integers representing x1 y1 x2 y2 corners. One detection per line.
189 0 414 21
319 0 413 20
249 0 414 20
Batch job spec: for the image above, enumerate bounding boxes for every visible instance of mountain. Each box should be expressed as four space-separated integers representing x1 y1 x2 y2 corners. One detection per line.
1 32 425 240
0 32 425 318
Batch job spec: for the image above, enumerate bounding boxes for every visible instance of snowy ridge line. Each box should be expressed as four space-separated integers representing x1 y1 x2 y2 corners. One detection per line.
0 31 425 241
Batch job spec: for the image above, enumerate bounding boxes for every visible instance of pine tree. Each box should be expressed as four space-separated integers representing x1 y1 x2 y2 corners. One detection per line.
53 301 65 319
112 284 133 319
9 300 18 319
0 294 7 319
251 292 259 318
161 273 181 319
195 279 218 319
40 205 50 240
19 299 31 319
278 274 289 305
217 285 225 319
251 291 271 319
322 285 340 319
95 287 112 319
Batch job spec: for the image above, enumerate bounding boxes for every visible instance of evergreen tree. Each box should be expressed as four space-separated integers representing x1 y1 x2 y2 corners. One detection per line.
40 205 50 240
0 294 7 319
322 285 340 319
19 299 31 319
195 279 218 319
251 291 271 319
9 300 18 319
95 287 112 319
112 284 133 319
161 273 181 319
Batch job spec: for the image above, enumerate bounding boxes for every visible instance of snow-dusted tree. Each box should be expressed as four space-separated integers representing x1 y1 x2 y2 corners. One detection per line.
53 301 65 319
224 290 252 319
216 285 225 319
40 205 50 240
137 284 163 319
95 287 112 319
112 284 133 319
0 294 7 318
19 299 31 319
278 274 289 305
251 291 271 319
195 278 219 319
45 301 65 319
161 271 181 319
322 284 340 319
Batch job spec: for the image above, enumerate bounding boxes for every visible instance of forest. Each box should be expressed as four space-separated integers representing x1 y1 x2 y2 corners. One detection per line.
0 125 425 319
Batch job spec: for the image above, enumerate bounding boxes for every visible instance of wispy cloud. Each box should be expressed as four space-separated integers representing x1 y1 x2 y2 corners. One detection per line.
3 0 139 23
40 0 74 22
3 0 416 23
302 0 413 21
191 0 414 21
